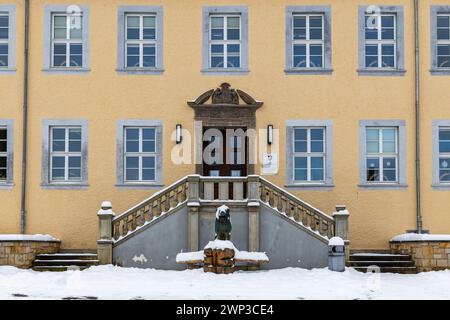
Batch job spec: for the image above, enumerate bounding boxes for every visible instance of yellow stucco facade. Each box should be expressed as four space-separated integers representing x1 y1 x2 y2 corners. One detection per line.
1 0 450 250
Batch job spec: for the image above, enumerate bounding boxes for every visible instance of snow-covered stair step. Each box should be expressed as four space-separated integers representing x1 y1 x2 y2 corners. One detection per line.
32 253 99 271
348 260 415 267
353 266 418 274
350 253 412 262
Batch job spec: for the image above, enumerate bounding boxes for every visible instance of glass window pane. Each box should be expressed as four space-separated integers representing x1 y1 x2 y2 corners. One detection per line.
143 156 155 168
309 17 322 28
54 28 67 39
382 44 394 56
310 45 323 56
127 16 139 27
127 44 139 55
52 156 65 168
311 169 324 181
437 16 450 28
211 17 224 28
0 128 6 139
367 128 379 140
294 169 307 181
142 141 155 152
439 129 450 140
143 128 155 140
126 141 139 152
70 26 82 39
0 141 6 153
69 128 81 140
381 28 394 40
311 141 323 152
294 157 307 169
142 169 155 181
143 56 155 68
68 156 81 168
293 16 306 28
311 157 324 169
293 28 306 40
439 158 450 181
383 169 396 181
294 141 307 153
53 55 66 67
52 140 65 152
227 28 240 40
211 28 224 40
367 158 380 181
52 169 65 180
126 128 139 140
366 141 379 153
68 168 81 180
365 45 378 56
143 16 156 28
126 169 139 181
211 44 224 54
0 168 6 180
382 56 395 68
127 56 139 68
438 28 450 40
310 55 323 68
383 157 396 169
69 140 81 152
293 45 306 56
227 44 240 53
54 16 66 27
0 53 7 67
438 44 450 56
227 56 240 68
381 16 394 28
227 17 240 28
126 156 139 168
52 128 66 140
127 28 139 40
294 56 307 68
382 141 396 153
383 128 396 140
0 16 8 28
211 56 224 68
0 43 6 54
439 142 450 153
53 43 66 55
437 56 450 68
0 156 6 167
143 28 156 40
365 28 378 40
309 28 322 40
294 128 307 140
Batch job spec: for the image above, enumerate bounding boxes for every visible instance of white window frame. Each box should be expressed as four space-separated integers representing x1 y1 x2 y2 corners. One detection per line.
49 126 82 182
293 127 326 182
291 14 324 69
125 13 157 69
365 127 399 183
364 13 397 69
209 14 241 69
123 127 157 183
51 13 83 68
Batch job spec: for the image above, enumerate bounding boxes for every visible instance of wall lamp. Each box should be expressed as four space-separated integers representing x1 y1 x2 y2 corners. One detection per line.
176 124 183 144
267 125 273 145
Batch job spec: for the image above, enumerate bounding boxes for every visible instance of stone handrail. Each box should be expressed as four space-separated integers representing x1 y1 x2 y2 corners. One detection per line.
258 176 335 239
112 177 189 240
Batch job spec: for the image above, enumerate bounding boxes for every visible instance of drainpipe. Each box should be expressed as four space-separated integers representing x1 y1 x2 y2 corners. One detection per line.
414 0 423 234
20 0 30 234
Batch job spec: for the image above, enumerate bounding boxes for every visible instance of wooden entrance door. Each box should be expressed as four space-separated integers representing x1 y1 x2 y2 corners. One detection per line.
202 127 248 177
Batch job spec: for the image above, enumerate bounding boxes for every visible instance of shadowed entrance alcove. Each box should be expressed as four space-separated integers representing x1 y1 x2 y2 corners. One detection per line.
188 83 263 176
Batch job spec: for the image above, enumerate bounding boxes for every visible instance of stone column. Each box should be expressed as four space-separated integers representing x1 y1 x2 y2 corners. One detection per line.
187 175 200 251
247 175 260 253
97 201 115 265
333 205 350 261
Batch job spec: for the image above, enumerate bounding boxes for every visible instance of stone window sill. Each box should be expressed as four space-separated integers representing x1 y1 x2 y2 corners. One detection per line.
115 183 164 190
116 68 164 75
42 68 91 74
285 68 333 75
430 68 450 76
40 183 89 190
358 183 407 190
0 182 14 190
431 184 450 190
357 68 406 76
201 68 249 76
285 183 335 190
0 68 17 74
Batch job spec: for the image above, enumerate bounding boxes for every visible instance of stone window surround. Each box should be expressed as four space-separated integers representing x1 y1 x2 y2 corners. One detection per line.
430 6 450 75
41 119 88 189
357 5 406 76
432 120 450 189
202 6 249 75
285 120 334 189
359 120 407 189
0 4 16 74
117 5 164 75
42 4 90 74
285 6 333 75
0 119 14 189
116 119 163 189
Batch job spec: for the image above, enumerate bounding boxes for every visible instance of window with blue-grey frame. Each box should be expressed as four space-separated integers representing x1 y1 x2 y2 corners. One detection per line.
430 6 450 75
0 119 13 188
202 6 248 74
285 120 334 188
0 5 16 73
117 6 163 74
41 119 88 189
431 120 450 188
358 6 405 76
116 120 163 188
43 5 90 73
359 120 406 189
285 6 332 74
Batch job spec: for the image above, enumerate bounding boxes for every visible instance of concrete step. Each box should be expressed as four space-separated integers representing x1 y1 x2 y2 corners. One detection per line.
350 253 411 262
36 253 98 261
353 266 418 274
33 259 99 267
348 260 415 267
32 265 91 272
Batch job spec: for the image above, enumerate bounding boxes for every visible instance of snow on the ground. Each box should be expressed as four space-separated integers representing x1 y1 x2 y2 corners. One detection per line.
1 265 450 300
391 233 450 242
0 234 59 241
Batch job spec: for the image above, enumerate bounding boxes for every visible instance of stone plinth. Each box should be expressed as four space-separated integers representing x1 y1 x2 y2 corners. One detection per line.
203 247 235 274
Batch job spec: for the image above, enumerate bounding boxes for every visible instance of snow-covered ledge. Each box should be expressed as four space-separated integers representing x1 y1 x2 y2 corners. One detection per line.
0 234 60 269
390 233 450 272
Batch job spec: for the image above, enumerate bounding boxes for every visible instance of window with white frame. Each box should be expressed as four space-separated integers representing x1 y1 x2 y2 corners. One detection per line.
125 14 156 68
436 14 450 68
293 128 325 182
0 13 9 67
209 15 241 68
292 14 324 68
438 128 450 182
364 13 396 68
365 127 398 182
50 127 82 181
0 127 7 181
124 127 156 182
51 13 83 67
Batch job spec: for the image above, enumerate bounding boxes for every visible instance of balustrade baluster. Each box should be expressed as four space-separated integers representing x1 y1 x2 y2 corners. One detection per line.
165 193 171 212
277 193 283 212
173 187 179 207
268 190 274 207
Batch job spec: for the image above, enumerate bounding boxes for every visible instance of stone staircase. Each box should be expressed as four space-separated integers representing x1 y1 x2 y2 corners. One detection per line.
32 253 99 272
348 252 417 274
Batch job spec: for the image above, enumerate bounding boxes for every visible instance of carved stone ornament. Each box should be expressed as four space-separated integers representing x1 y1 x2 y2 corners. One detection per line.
188 83 263 108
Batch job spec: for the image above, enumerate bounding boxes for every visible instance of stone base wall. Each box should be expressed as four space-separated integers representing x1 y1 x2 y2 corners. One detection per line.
390 241 450 272
0 241 61 268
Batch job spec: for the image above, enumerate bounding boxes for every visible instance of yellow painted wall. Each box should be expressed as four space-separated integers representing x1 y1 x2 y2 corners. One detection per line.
0 0 449 250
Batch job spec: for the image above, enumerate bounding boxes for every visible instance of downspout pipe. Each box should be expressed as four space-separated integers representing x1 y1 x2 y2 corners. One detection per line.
20 0 30 234
414 0 423 234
